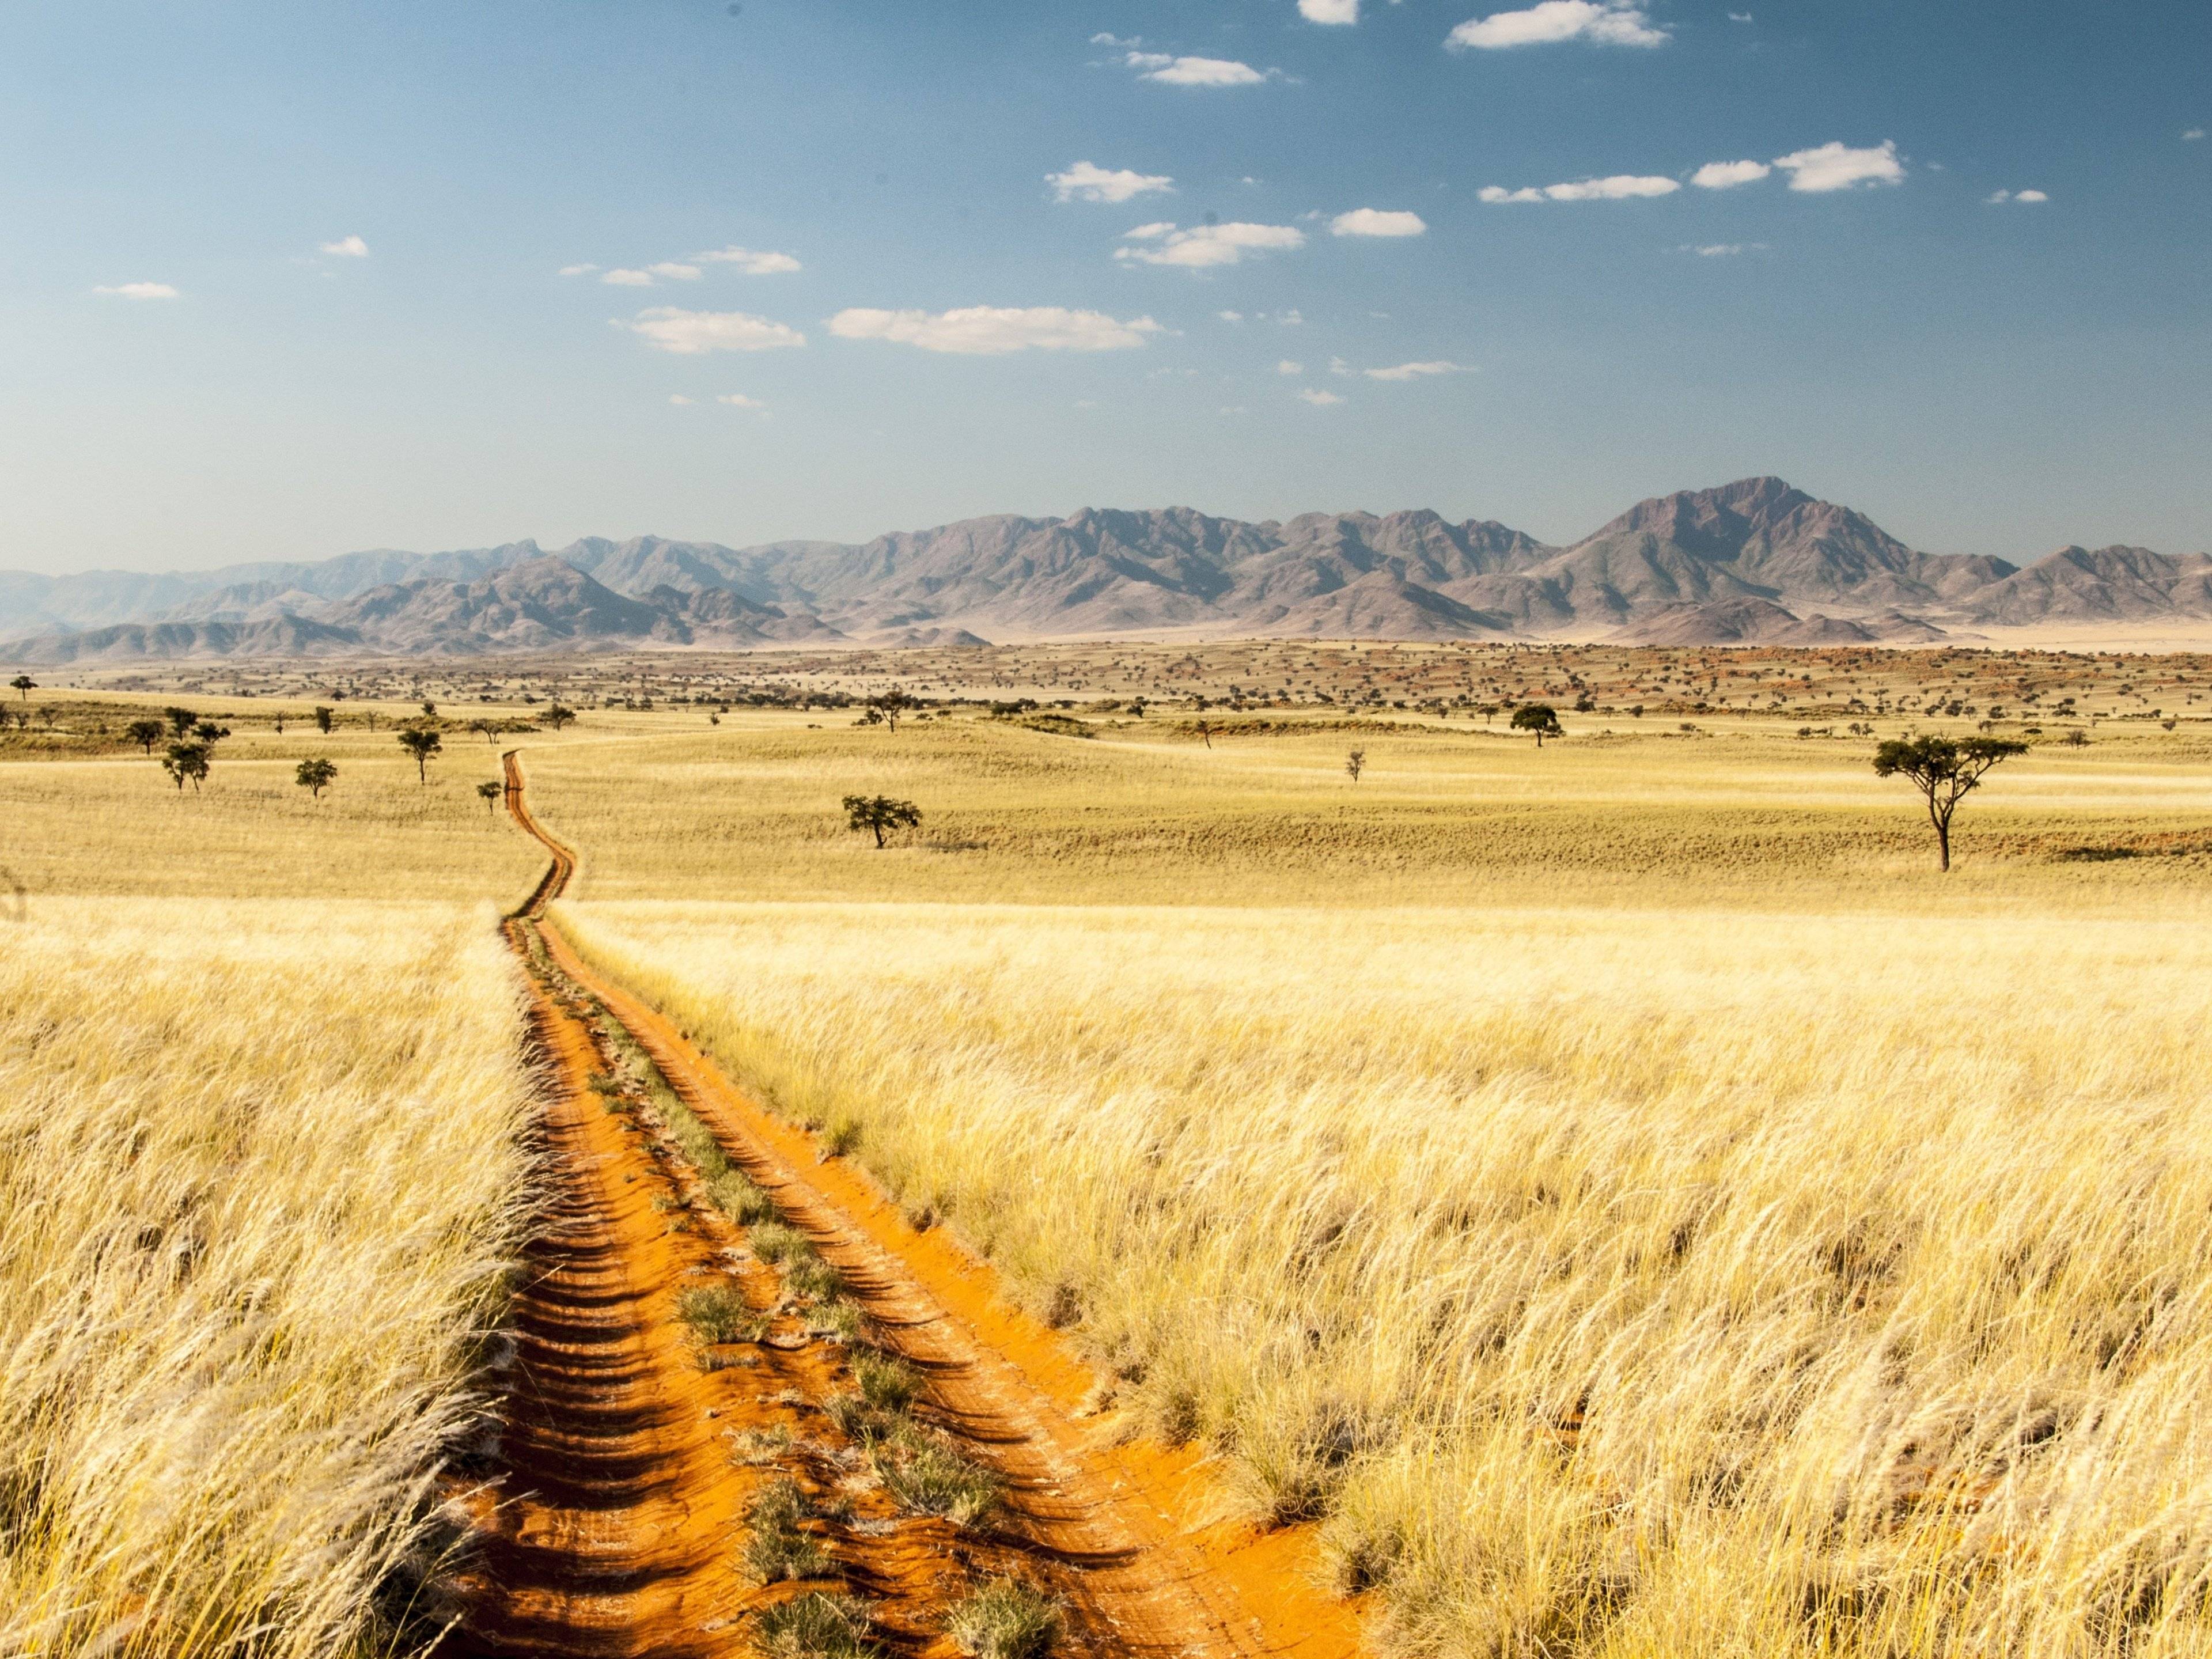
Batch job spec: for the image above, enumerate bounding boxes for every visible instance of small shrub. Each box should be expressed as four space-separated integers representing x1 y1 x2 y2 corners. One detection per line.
730 1425 795 1466
946 1577 1063 1659
677 1283 762 1346
873 1425 1002 1525
854 1351 920 1412
755 1593 878 1659
822 1391 897 1445
745 1476 832 1584
787 1255 844 1302
709 1170 775 1225
752 1221 814 1265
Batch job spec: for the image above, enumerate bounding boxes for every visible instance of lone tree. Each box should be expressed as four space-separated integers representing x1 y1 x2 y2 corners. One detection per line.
314 705 335 734
126 718 165 754
295 757 338 799
468 717 500 745
544 704 577 731
9 675 33 702
1873 734 2029 872
1346 748 1366 783
397 725 443 783
164 706 198 738
162 741 210 793
476 779 505 813
842 793 921 849
866 689 912 732
1195 719 1213 749
1511 704 1563 748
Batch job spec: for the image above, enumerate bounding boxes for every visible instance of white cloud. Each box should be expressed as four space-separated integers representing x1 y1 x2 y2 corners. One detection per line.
1728 9 1752 18
1278 359 1304 375
649 262 702 281
1300 0 1359 22
1218 309 1245 322
827 305 1161 354
603 268 658 286
1988 188 2048 204
695 247 804 275
1048 160 1175 204
1128 51 1270 86
1331 208 1427 237
1297 388 1344 406
716 392 766 408
2014 189 2048 203
319 234 369 257
624 308 806 354
93 282 178 299
1692 159 1770 190
1123 221 1177 241
1448 1 1668 50
1330 357 1352 375
1772 140 1903 192
2184 129 2205 141
669 394 695 405
1277 309 1304 324
1480 175 1680 203
1364 359 1471 380
559 263 600 276
1689 243 1748 256
1115 221 1306 268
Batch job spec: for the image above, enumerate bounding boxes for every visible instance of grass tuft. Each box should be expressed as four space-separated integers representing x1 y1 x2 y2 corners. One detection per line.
945 1577 1063 1659
754 1592 880 1658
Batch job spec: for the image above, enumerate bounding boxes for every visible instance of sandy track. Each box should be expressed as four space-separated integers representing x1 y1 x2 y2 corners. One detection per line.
446 751 1362 1658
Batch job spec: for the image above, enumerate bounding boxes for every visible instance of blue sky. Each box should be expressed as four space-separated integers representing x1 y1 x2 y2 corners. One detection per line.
3 1 2207 572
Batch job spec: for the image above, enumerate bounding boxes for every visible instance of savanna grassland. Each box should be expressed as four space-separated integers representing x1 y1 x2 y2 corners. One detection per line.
8 649 2212 1658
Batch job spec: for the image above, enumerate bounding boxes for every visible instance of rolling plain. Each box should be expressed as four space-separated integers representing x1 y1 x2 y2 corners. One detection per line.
5 640 2211 1659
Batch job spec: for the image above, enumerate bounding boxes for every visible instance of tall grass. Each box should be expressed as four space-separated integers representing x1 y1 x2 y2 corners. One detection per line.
558 897 2212 1658
0 900 533 1658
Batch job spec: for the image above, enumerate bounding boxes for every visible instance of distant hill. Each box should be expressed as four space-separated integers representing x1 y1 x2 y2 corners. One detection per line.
4 479 2205 660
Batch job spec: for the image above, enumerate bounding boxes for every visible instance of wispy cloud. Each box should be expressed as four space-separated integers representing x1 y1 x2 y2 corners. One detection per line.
602 268 658 287
1692 160 1770 190
2184 128 2205 141
1772 140 1903 192
649 262 702 280
716 392 767 408
93 282 179 300
1278 359 1305 375
668 394 694 405
1448 1 1668 51
1480 175 1679 202
1987 189 2049 204
1123 51 1272 86
1047 161 1175 203
1300 0 1359 22
1298 388 1344 406
319 234 369 257
1683 243 1759 256
695 246 802 275
1364 360 1472 380
623 308 806 353
1115 221 1306 268
1331 208 1427 237
558 263 599 277
827 305 1161 354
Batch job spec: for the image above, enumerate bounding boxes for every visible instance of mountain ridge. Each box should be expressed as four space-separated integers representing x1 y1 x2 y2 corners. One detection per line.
5 479 2206 662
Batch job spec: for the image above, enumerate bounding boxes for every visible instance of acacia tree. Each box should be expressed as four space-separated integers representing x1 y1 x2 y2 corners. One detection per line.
164 706 198 738
1511 704 1563 747
544 704 577 731
9 675 33 702
1195 719 1213 749
397 726 443 783
1346 748 1366 783
296 757 338 798
162 741 210 793
842 793 921 849
468 718 499 744
867 690 912 732
476 779 505 812
126 718 165 754
314 705 335 734
1873 734 2029 872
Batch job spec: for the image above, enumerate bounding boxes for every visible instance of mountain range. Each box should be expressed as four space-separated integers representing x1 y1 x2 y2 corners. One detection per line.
4 478 2206 662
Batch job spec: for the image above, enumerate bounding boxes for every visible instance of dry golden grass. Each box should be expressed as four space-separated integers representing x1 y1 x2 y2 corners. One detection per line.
558 895 2212 1657
0 900 533 1657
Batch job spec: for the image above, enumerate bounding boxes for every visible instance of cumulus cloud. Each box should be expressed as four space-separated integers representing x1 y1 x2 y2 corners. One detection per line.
716 392 766 408
1364 360 1471 380
559 263 600 276
1692 159 1770 190
1278 359 1304 375
624 308 806 353
1772 140 1903 192
1448 1 1668 50
649 262 702 281
319 234 369 257
1115 221 1306 268
93 282 178 299
603 268 658 286
1300 0 1359 21
694 247 802 274
1297 388 1344 406
1331 208 1427 237
1048 161 1175 203
1126 51 1270 86
826 305 1161 354
1480 175 1679 203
